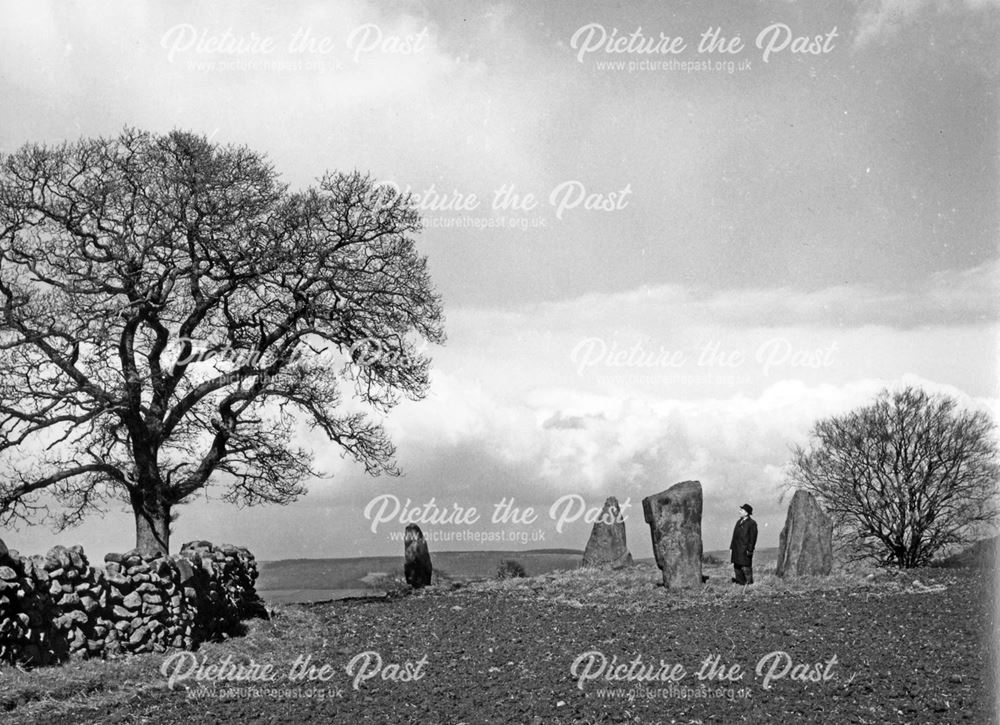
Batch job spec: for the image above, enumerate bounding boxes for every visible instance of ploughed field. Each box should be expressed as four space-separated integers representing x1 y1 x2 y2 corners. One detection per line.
1 563 994 724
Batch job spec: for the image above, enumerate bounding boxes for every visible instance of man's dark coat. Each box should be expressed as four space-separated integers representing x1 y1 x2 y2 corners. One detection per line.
730 516 758 566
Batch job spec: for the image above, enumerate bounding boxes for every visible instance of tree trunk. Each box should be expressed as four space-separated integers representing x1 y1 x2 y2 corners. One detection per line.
133 497 171 556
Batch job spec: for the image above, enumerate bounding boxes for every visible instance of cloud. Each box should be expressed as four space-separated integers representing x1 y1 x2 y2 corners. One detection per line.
516 258 999 330
0 0 552 194
853 0 1000 48
541 411 607 430
431 264 999 411
283 268 996 556
386 372 991 504
292 363 999 557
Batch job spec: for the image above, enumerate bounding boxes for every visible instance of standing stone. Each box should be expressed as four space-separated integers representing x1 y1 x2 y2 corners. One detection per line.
403 524 432 588
642 481 703 588
581 497 633 568
775 490 833 577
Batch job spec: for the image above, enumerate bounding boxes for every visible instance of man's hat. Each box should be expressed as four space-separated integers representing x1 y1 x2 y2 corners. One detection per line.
740 503 753 515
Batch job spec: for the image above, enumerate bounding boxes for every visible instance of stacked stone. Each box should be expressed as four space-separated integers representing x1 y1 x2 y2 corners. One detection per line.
101 551 175 654
0 547 15 663
44 545 105 660
164 556 198 651
226 545 261 619
0 541 31 664
0 543 60 666
0 538 260 666
177 541 258 641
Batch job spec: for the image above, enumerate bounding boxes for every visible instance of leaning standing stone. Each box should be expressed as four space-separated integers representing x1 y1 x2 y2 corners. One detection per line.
775 490 833 577
403 524 432 588
642 481 703 588
581 497 633 569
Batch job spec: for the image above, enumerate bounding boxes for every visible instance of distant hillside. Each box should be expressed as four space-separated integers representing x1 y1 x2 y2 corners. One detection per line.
256 547 782 596
515 548 582 555
703 547 779 565
933 536 998 568
257 549 584 593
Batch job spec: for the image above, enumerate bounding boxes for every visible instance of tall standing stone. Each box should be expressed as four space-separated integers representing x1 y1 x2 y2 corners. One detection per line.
403 524 432 588
642 481 703 588
775 490 833 577
581 497 633 569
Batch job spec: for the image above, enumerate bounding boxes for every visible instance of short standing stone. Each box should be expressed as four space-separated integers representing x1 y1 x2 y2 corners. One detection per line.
403 524 432 588
581 497 633 569
775 490 833 577
642 481 704 588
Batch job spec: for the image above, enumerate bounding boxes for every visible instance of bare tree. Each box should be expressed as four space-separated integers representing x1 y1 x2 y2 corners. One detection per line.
0 128 444 555
787 386 999 567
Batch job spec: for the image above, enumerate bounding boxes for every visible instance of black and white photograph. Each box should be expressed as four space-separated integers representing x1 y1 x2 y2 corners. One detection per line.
0 1 997 722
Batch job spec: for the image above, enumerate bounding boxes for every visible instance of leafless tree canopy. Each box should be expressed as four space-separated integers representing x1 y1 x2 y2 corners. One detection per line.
787 386 999 568
0 128 444 554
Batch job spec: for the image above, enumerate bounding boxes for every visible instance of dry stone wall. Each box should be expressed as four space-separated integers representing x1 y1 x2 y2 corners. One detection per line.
0 538 262 667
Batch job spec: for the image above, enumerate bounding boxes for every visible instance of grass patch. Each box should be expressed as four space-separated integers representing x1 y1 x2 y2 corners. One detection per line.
0 603 331 720
495 559 526 580
361 567 459 595
458 560 909 612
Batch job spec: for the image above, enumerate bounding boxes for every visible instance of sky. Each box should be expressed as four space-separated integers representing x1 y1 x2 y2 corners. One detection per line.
0 0 997 561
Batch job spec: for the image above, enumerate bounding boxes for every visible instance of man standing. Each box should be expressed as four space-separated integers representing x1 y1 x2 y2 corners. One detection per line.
730 503 758 585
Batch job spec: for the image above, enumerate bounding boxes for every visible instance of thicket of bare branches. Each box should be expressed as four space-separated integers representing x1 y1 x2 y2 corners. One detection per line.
787 386 999 568
0 128 444 554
